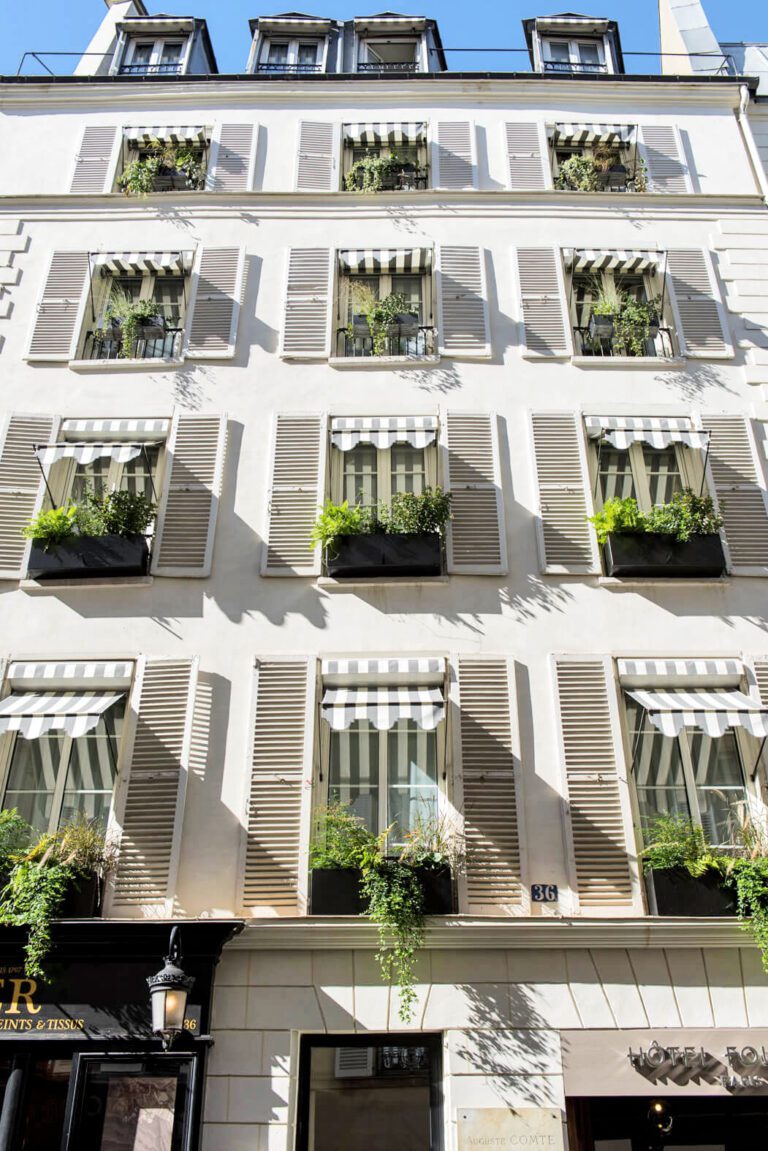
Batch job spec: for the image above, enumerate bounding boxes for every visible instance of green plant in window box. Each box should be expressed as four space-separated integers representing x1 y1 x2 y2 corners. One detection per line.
347 283 417 356
117 140 206 197
344 151 423 194
309 499 376 556
309 803 379 869
613 294 662 357
21 506 78 549
554 153 601 192
24 488 156 548
310 489 452 557
588 491 722 547
96 288 167 359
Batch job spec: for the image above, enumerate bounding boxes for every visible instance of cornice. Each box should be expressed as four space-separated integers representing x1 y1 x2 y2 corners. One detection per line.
225 916 748 950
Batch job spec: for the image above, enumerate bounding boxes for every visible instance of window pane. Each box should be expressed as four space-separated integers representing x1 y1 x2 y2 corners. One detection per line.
329 722 380 834
348 276 379 323
387 721 438 846
71 1058 192 1151
392 274 422 320
643 446 682 506
578 42 601 65
297 43 318 65
547 40 571 62
131 44 153 65
689 730 746 847
342 444 378 507
121 444 160 502
626 697 690 832
60 705 124 830
160 42 184 64
152 277 184 325
268 42 289 63
573 275 597 329
71 458 110 502
391 446 426 497
4 734 63 835
598 446 637 503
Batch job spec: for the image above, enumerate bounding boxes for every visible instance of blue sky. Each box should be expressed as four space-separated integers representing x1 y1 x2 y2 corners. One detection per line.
1 0 766 76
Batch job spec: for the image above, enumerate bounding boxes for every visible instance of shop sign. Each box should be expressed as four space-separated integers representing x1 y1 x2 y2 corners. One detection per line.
457 1108 565 1150
562 1030 768 1097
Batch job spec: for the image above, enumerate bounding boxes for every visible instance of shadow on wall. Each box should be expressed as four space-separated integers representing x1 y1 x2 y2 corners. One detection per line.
655 361 737 401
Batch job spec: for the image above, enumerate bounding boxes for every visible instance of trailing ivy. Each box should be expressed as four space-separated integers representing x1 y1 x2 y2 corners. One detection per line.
360 849 425 1024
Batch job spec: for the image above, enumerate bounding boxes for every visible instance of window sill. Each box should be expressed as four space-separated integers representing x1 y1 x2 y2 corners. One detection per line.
69 357 185 372
329 354 440 369
317 575 449 589
598 575 727 588
572 355 685 369
20 576 154 592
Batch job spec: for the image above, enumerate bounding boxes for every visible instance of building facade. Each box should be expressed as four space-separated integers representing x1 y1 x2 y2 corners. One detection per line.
1 1 768 1148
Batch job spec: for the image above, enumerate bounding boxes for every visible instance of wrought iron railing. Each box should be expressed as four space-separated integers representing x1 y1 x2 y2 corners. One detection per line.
345 165 429 192
336 325 435 358
542 61 608 73
118 63 184 75
254 62 323 73
83 327 184 361
573 325 676 358
357 61 419 73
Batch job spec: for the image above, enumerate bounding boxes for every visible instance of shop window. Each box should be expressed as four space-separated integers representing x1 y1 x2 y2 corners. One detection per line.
297 1035 442 1151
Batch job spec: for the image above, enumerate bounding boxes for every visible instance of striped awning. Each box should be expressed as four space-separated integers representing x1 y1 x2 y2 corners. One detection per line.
537 16 608 30
8 661 134 689
0 692 123 740
330 416 437 451
564 249 660 274
618 658 743 687
321 686 444 731
550 123 635 146
321 657 445 686
124 125 208 146
584 416 709 451
344 122 427 147
61 419 169 440
338 248 432 274
627 688 768 739
91 251 192 277
35 442 159 468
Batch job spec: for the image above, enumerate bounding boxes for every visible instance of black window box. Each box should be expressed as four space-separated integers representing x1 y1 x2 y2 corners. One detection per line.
310 864 454 915
603 532 726 578
645 867 736 917
28 534 149 580
59 873 102 919
327 532 442 578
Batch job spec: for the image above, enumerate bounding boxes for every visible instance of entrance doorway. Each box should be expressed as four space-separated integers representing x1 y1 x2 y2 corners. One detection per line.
566 1095 768 1150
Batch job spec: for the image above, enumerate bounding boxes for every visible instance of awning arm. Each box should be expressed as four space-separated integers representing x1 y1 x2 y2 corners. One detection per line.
32 444 57 509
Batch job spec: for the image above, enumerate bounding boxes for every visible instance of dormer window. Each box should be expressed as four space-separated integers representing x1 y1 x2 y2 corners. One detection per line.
523 15 623 75
359 38 419 72
541 36 605 73
258 37 322 72
120 38 187 75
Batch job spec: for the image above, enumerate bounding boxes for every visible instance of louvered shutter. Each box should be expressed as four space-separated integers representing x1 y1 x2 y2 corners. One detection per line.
209 123 256 192
515 248 569 357
242 659 312 913
112 658 197 912
280 248 332 358
434 122 476 189
530 412 596 573
70 125 118 194
666 249 732 358
296 121 338 191
444 412 506 574
754 660 768 707
554 657 636 910
457 658 523 912
0 413 56 580
700 414 768 572
263 414 326 576
185 247 245 359
640 125 689 193
437 246 490 358
152 413 227 578
504 122 548 191
26 251 89 361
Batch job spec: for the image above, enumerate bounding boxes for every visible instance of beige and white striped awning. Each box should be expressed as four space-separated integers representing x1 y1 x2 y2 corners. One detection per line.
7 661 134 689
91 251 192 276
124 125 208 146
628 688 768 739
618 658 743 688
61 419 169 440
550 123 635 146
321 657 445 686
338 248 432 274
344 122 427 147
321 686 444 731
564 249 660 274
537 16 608 31
585 416 709 451
330 416 437 451
35 442 159 468
0 692 123 740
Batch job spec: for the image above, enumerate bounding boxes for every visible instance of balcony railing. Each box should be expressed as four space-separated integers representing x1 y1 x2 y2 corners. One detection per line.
118 63 183 75
357 61 419 73
542 61 608 73
573 325 676 358
254 62 322 73
83 327 184 361
336 325 435 358
345 164 429 192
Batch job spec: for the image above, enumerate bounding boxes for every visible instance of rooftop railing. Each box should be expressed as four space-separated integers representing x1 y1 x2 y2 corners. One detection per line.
254 62 323 73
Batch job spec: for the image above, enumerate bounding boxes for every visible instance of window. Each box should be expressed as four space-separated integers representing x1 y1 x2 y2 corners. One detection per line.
118 128 209 196
359 39 419 71
82 271 188 362
343 124 429 192
626 694 749 847
568 264 674 357
1 697 124 835
120 38 187 75
257 37 321 71
550 125 642 193
337 260 434 358
542 36 606 72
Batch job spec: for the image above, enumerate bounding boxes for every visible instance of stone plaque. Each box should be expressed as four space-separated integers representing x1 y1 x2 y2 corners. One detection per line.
457 1108 564 1150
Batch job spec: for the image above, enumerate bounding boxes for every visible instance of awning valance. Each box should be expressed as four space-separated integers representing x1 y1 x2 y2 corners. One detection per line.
330 416 437 451
34 442 159 468
0 692 123 740
550 123 635 146
321 657 445 686
61 418 169 440
618 658 743 688
627 688 768 738
344 122 427 147
338 248 432 274
125 125 208 146
564 249 660 274
91 251 192 276
8 661 134 689
321 686 444 731
584 416 709 451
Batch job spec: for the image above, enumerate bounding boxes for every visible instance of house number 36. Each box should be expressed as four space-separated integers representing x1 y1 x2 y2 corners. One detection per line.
531 884 559 903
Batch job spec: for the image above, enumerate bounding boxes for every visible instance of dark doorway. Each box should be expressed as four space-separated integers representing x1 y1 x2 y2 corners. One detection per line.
567 1095 768 1151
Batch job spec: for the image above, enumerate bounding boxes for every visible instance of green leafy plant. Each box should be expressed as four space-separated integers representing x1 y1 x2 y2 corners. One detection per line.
0 809 32 876
23 487 155 549
632 154 648 192
22 505 78 549
309 804 378 869
613 294 662 356
381 488 452 535
348 283 416 355
590 277 624 317
360 842 425 1024
344 151 422 193
98 288 168 359
589 490 722 547
117 141 206 197
641 814 710 874
0 817 116 978
554 153 600 192
310 500 374 555
400 811 465 873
